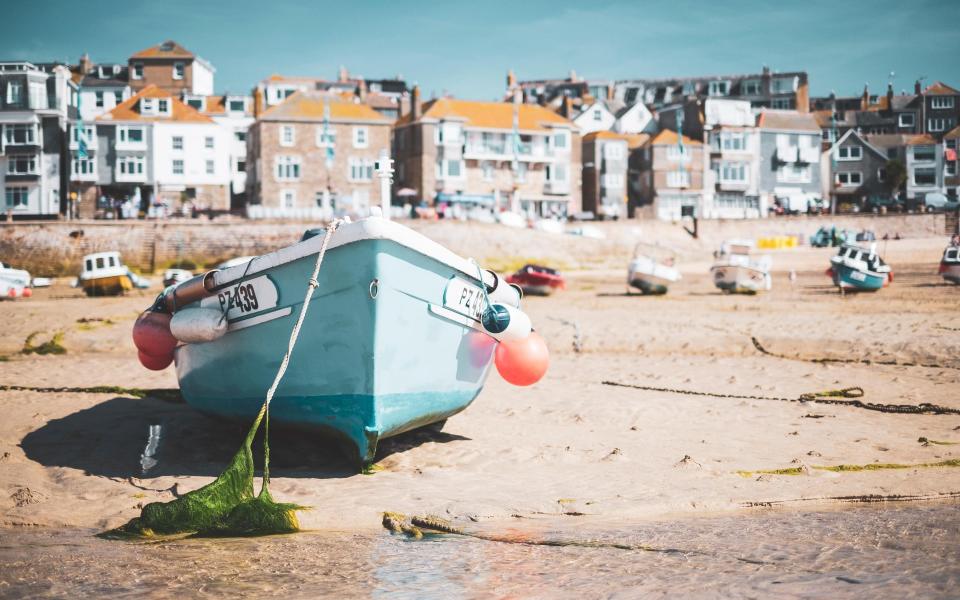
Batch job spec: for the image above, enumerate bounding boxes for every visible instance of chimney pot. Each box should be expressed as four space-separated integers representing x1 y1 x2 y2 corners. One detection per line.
411 85 421 120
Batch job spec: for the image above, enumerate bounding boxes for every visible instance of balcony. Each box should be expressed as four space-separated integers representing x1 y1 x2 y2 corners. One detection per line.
717 178 750 192
463 143 554 163
544 180 570 195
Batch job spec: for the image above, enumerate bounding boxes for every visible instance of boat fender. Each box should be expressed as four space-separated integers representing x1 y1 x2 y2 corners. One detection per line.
480 303 532 342
495 331 549 386
170 307 228 344
485 270 522 307
132 310 178 370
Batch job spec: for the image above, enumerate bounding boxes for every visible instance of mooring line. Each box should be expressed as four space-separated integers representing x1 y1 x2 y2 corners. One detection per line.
601 381 960 415
751 336 960 371
0 385 181 401
741 490 960 508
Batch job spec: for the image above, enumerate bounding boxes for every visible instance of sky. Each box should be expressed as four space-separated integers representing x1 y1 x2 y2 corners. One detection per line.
5 0 960 101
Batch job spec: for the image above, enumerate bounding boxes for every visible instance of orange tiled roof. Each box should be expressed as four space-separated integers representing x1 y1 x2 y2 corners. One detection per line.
905 133 938 146
583 130 631 141
97 85 214 123
649 129 701 146
625 133 651 149
202 95 225 115
944 125 960 140
398 98 573 131
757 110 821 132
923 81 960 96
258 91 390 123
130 40 195 60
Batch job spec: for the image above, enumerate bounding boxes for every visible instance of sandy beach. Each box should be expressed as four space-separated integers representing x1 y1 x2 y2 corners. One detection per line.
1 222 958 539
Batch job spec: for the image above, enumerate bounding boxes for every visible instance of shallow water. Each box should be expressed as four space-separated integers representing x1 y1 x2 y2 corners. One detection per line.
1 504 958 599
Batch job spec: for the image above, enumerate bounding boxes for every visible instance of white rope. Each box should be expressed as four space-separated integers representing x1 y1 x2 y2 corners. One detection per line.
263 218 343 409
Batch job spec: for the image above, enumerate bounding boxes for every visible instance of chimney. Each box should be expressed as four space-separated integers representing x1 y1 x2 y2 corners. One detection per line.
358 80 367 103
861 84 869 111
606 82 614 101
796 73 810 113
562 96 573 118
411 85 421 120
569 69 577 83
338 65 349 82
506 69 516 90
914 80 922 94
762 65 771 77
886 82 894 111
78 53 92 75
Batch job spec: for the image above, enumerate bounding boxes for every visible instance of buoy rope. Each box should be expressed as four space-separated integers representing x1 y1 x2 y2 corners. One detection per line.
601 381 960 416
259 218 343 485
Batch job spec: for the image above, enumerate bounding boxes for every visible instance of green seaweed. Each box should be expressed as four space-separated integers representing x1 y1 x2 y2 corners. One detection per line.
22 332 67 355
738 458 960 478
101 404 306 539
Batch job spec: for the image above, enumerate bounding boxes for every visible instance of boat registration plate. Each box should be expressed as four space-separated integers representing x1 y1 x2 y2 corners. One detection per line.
443 277 486 323
850 270 866 282
201 275 279 321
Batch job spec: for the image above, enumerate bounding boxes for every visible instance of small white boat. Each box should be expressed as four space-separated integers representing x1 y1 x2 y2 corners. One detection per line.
0 262 32 299
496 211 527 229
79 251 150 296
938 242 960 285
627 245 681 295
163 269 194 288
710 240 771 294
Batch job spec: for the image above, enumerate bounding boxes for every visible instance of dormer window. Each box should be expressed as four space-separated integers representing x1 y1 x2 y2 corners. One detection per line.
682 82 697 95
112 64 120 76
141 98 155 113
161 41 175 51
132 63 143 80
173 62 184 80
186 97 203 110
708 81 730 97
158 99 169 114
228 98 245 112
98 66 107 79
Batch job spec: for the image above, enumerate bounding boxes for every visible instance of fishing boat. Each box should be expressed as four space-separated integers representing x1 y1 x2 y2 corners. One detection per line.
826 243 892 292
627 249 681 295
162 268 194 288
0 262 32 299
939 241 960 284
506 264 565 296
136 215 541 463
79 251 150 296
710 240 772 294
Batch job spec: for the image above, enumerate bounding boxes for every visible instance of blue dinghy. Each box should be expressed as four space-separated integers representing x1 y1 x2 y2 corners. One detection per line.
167 216 520 463
827 243 892 292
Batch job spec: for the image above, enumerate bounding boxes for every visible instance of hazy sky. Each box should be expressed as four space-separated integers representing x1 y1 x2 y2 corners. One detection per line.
5 0 959 100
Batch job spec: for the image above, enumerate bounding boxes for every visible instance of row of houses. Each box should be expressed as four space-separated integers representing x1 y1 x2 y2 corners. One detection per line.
2 45 958 221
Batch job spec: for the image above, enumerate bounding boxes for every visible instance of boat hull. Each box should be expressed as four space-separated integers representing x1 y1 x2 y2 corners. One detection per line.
829 263 887 291
174 237 497 464
82 275 134 296
711 265 770 294
941 263 960 285
628 275 669 295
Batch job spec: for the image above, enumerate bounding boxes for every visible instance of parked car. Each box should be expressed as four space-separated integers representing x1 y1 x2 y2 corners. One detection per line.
865 195 904 213
924 193 960 212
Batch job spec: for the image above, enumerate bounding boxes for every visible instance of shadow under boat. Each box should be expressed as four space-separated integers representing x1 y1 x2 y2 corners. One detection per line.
20 394 470 480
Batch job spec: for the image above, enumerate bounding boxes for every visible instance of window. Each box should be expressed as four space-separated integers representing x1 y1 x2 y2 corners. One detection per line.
236 160 246 173
353 126 368 148
72 126 95 145
280 125 294 147
7 155 37 175
118 156 145 176
776 164 811 183
516 162 527 183
931 97 955 110
603 143 624 160
666 144 689 161
281 190 296 208
5 187 29 209
913 145 936 162
173 159 184 175
235 130 247 142
72 157 96 176
914 168 936 186
666 170 689 188
718 161 748 183
721 132 746 152
173 62 185 80
946 162 957 176
593 108 603 122
315 127 336 147
742 80 761 95
172 136 183 150
187 98 203 110
822 129 837 142
114 91 123 105
205 136 214 150
772 77 797 94
898 113 915 128
548 163 568 183
132 63 143 79
275 155 301 180
158 99 169 113
878 167 887 182
141 98 155 113
835 172 862 186
708 81 730 97
771 98 793 110
435 122 461 145
229 99 245 112
118 127 144 144
481 161 494 181
836 145 862 160
553 131 569 150
928 118 954 132
95 91 104 108
6 81 24 105
348 157 374 181
4 124 37 145
206 160 214 175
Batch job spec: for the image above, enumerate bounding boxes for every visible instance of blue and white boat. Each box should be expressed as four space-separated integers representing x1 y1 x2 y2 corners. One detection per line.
827 243 892 292
164 216 520 463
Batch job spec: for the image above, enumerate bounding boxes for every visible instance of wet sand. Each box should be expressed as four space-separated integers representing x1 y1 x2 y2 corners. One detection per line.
0 233 958 545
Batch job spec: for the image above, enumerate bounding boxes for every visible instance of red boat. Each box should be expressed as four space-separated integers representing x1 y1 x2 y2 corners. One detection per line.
505 264 566 296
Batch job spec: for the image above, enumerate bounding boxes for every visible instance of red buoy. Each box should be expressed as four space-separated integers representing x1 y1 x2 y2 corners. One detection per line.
132 311 177 358
138 349 173 371
495 331 549 386
21 287 32 298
